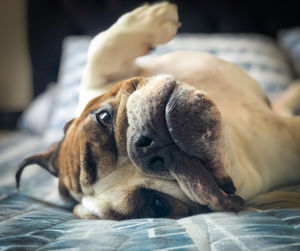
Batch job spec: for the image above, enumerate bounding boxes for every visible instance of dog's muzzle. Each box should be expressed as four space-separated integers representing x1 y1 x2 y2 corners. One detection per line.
126 76 244 212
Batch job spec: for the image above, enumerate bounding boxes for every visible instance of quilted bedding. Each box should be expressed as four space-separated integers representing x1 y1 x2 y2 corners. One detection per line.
1 133 300 250
1 34 300 250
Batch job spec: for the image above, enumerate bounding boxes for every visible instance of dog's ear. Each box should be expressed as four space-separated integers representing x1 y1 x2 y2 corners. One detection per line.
16 143 61 189
63 118 75 135
16 118 76 189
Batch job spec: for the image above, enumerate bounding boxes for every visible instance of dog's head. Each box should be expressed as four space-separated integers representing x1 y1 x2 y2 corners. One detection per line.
16 76 244 219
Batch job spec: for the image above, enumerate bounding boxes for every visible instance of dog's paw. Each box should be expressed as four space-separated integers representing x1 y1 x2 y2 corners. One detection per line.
73 204 100 220
86 2 180 79
114 2 180 46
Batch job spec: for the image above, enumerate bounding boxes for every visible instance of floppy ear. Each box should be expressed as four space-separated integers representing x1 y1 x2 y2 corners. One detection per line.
16 118 77 189
170 153 244 212
63 118 75 134
15 142 61 189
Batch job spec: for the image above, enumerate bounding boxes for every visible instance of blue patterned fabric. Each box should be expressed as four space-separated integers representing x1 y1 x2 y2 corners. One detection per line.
278 27 300 77
0 134 300 250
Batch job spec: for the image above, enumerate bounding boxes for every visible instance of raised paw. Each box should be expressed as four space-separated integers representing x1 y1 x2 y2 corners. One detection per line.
114 2 180 47
85 2 180 88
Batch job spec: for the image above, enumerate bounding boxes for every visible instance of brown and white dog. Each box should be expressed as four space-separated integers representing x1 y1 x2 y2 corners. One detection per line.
16 2 300 220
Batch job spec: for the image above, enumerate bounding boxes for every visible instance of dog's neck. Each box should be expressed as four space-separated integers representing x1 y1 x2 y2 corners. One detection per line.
224 115 300 201
221 123 248 198
289 116 300 147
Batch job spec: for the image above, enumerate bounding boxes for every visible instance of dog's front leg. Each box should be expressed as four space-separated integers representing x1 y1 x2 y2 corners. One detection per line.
78 2 180 113
73 203 100 220
73 196 108 219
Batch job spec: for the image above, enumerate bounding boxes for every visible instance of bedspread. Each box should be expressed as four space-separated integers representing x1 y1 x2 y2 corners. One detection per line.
0 132 300 250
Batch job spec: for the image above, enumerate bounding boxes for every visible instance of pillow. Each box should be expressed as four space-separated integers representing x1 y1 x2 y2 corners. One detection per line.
38 36 90 142
140 34 293 97
21 34 294 141
278 27 300 77
18 83 57 134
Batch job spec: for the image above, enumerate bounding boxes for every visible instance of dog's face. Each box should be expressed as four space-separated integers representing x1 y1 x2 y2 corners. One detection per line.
17 76 244 220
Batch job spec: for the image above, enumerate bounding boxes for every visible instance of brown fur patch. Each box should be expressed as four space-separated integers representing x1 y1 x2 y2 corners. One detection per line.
56 78 145 198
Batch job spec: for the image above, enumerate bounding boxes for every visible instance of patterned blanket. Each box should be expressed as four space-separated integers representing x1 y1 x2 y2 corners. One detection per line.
1 133 300 250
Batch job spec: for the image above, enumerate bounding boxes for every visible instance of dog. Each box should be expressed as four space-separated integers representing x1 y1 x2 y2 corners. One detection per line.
16 2 300 220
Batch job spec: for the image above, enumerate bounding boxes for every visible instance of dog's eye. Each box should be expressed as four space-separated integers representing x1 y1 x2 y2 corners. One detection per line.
150 196 170 218
96 111 112 126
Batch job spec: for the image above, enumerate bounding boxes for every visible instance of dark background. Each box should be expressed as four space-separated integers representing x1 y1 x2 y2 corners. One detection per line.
28 0 300 98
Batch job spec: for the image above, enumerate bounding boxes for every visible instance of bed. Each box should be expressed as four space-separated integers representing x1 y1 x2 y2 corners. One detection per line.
1 32 300 250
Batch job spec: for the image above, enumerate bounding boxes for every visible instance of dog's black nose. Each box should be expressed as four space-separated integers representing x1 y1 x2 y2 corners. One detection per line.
135 135 152 148
135 135 167 171
132 133 174 176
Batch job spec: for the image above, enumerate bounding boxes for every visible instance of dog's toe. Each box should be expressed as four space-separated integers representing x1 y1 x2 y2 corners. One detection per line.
116 2 180 46
146 2 180 45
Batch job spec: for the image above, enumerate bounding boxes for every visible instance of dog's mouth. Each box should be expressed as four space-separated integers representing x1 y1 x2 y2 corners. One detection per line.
126 76 244 212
